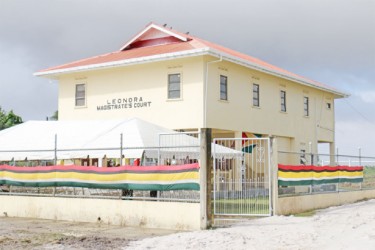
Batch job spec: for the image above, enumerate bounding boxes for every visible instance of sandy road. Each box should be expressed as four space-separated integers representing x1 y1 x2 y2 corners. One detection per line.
0 217 178 250
128 199 375 250
3 200 375 250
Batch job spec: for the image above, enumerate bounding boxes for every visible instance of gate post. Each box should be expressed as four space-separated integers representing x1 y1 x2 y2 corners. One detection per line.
270 137 279 215
200 128 212 229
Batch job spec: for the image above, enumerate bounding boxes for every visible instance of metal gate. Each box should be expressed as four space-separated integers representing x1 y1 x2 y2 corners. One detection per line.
213 138 272 224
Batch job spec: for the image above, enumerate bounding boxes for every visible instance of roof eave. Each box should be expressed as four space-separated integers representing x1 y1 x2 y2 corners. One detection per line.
34 48 210 78
206 49 348 98
34 46 348 98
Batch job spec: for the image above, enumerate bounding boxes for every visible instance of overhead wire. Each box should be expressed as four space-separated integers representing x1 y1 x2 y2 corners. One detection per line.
343 98 375 126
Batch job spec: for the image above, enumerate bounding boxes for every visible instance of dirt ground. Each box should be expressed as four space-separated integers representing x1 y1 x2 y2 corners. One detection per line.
0 217 179 250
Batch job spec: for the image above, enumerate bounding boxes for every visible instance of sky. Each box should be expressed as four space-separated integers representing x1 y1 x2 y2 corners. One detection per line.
0 0 374 156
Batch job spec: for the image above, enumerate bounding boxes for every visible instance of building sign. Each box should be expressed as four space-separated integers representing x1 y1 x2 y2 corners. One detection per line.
97 97 151 111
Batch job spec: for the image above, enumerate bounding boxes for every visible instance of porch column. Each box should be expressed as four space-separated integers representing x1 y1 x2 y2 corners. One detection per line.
234 131 243 191
329 142 336 165
200 128 212 229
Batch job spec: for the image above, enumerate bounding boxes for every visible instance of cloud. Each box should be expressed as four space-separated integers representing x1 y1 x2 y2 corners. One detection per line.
0 45 58 120
356 91 375 104
0 0 374 156
335 120 375 157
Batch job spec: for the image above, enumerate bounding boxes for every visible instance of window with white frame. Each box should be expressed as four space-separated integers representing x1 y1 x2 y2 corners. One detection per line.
280 90 286 112
75 84 86 107
168 73 181 99
220 75 228 100
304 96 309 116
253 83 260 107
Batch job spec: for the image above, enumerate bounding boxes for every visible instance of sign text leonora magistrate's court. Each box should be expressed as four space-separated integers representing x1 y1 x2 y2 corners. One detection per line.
97 97 152 111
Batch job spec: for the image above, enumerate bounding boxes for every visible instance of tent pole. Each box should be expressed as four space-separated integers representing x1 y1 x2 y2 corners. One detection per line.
54 134 57 165
53 134 57 196
120 133 123 166
158 134 161 165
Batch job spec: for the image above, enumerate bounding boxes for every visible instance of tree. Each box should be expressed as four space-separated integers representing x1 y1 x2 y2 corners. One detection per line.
0 106 23 130
49 110 58 121
0 107 6 129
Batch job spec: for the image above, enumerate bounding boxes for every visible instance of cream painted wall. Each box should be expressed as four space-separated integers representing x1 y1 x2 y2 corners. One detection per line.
276 190 375 215
57 55 337 154
204 56 336 153
0 196 201 230
58 57 205 130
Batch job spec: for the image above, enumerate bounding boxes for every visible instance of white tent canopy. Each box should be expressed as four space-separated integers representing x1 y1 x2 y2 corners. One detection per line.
0 118 242 162
0 118 170 161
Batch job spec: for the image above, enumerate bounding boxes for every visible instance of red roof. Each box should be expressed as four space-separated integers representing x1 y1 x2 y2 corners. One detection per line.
36 23 346 97
40 42 201 73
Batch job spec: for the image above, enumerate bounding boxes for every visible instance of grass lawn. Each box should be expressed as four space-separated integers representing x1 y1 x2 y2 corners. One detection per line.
212 197 270 215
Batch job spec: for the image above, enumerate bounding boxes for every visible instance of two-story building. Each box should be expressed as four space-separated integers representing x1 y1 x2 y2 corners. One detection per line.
35 22 347 163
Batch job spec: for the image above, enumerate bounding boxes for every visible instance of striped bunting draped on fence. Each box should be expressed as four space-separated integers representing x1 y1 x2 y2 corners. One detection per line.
0 164 200 191
278 164 363 186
